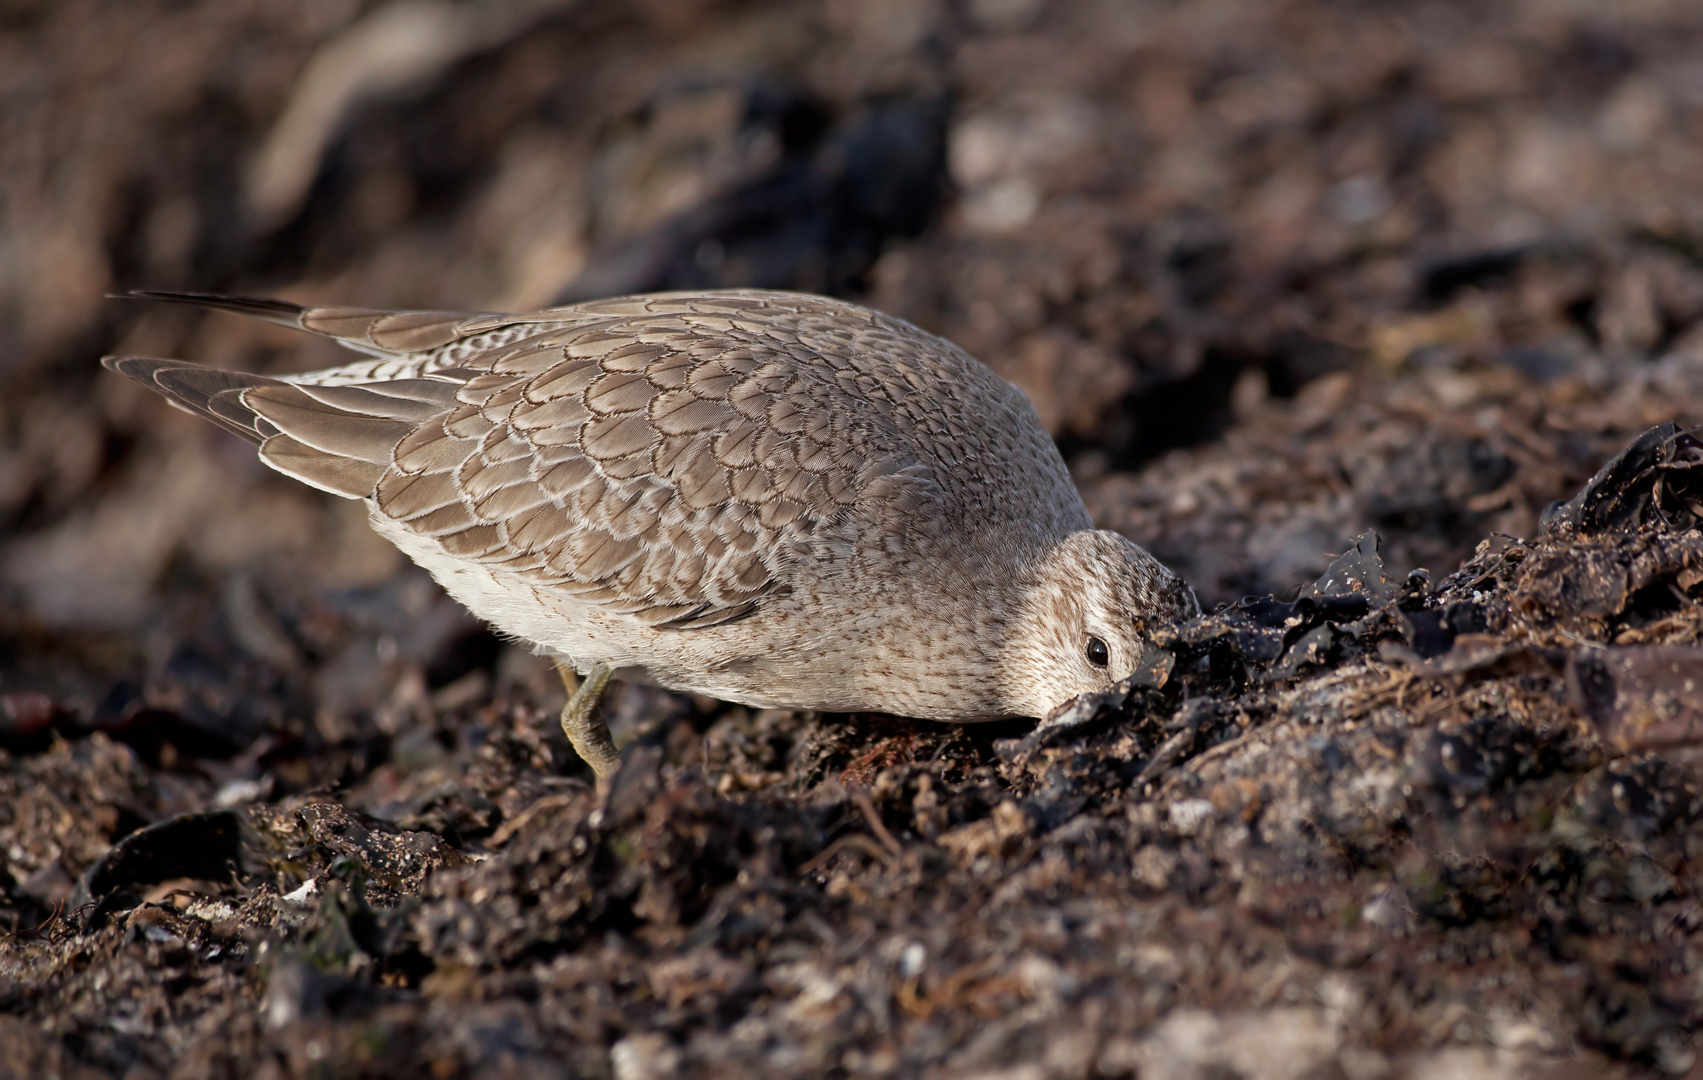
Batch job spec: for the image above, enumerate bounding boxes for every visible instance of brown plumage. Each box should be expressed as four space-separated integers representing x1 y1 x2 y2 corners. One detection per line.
107 289 1196 772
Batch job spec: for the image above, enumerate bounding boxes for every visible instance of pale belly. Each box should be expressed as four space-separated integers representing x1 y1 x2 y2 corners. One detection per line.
367 509 1004 720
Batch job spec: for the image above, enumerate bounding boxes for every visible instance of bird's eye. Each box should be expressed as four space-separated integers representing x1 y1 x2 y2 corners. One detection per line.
1085 635 1109 667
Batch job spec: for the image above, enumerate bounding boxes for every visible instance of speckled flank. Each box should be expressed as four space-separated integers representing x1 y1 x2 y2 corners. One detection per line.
105 289 1197 720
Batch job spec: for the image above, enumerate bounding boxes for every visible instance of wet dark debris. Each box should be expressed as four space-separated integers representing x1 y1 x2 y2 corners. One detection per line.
20 423 1697 1077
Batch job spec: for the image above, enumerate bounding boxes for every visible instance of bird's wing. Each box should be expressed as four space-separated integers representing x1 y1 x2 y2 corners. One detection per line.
106 290 1068 628
365 302 911 630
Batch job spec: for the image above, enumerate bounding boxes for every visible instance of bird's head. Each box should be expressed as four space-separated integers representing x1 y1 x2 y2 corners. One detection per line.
998 529 1198 718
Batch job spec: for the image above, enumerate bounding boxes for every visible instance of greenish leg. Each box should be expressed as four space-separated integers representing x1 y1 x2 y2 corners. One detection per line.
553 659 619 779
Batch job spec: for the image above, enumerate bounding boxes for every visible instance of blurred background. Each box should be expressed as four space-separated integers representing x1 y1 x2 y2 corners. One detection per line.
5 0 1703 814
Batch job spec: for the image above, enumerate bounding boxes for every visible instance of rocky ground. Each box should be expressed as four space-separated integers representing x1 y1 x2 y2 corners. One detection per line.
6 0 1703 1076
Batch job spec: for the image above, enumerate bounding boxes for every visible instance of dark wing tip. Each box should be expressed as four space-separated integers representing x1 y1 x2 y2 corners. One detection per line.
101 355 275 444
102 353 203 388
110 290 308 327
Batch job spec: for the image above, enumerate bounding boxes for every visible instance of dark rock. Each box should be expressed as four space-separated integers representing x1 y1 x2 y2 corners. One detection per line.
77 810 257 916
1542 423 1703 538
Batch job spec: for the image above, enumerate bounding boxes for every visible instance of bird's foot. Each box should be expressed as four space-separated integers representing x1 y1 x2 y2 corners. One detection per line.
554 659 619 780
